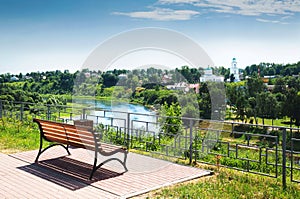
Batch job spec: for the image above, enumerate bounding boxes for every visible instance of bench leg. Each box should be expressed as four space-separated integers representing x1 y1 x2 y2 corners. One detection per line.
89 157 98 180
89 149 128 180
66 145 71 155
89 149 98 180
35 144 71 163
35 136 44 163
123 151 128 172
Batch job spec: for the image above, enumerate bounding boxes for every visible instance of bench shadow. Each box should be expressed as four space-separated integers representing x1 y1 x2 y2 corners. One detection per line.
17 156 124 191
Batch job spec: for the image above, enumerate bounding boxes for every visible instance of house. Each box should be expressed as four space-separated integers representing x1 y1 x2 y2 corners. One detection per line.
162 74 172 84
10 76 19 81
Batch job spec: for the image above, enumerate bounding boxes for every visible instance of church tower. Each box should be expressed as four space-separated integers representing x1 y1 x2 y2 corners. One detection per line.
230 58 240 82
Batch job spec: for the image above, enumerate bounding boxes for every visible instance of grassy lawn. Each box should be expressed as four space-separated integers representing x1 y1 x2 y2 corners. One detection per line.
136 164 300 199
0 118 44 153
226 110 299 128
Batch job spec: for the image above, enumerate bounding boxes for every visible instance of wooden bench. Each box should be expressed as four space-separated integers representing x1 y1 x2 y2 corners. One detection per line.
33 118 128 180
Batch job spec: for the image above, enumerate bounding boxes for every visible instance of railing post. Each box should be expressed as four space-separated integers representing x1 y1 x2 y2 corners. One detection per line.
282 128 287 190
0 100 2 119
126 112 130 148
20 103 24 121
189 119 193 164
146 122 149 132
47 105 51 120
82 108 86 120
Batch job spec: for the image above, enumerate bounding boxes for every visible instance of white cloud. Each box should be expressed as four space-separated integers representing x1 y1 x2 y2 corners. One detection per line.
256 18 281 24
113 8 199 21
159 0 300 17
158 0 199 4
113 0 300 23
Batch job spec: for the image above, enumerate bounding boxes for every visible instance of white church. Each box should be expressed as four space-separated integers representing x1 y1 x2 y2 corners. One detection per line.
200 66 224 82
230 58 240 82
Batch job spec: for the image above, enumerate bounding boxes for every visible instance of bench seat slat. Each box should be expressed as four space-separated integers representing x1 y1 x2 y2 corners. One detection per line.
42 128 66 136
67 131 94 139
43 131 68 140
44 135 69 145
101 143 125 151
67 136 97 146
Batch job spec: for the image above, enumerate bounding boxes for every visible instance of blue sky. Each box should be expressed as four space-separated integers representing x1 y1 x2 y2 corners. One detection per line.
1 0 300 74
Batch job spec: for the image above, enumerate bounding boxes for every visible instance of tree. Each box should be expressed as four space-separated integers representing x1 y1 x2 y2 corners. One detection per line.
273 78 286 94
102 73 118 87
226 82 246 121
256 92 279 125
246 97 257 124
246 76 266 98
229 74 235 83
283 89 300 127
159 102 182 136
287 76 300 91
125 73 139 90
235 90 248 122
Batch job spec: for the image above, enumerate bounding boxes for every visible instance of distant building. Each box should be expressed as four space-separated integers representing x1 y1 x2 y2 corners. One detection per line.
230 58 240 82
84 72 91 78
166 82 199 93
10 76 19 81
162 74 172 84
118 74 127 79
200 67 224 82
188 84 200 94
166 82 188 91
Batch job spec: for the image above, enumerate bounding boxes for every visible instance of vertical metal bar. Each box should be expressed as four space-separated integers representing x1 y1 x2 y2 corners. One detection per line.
189 119 193 164
20 103 24 121
194 135 198 161
47 105 51 120
227 142 230 157
275 135 279 178
246 134 250 146
146 122 149 132
291 136 294 182
82 108 86 120
126 112 130 148
282 128 287 189
0 100 2 118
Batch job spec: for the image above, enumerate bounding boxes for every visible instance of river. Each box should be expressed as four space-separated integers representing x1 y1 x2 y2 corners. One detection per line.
72 98 159 133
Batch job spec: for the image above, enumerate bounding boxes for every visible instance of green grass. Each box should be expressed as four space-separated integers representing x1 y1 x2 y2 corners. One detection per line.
225 110 299 128
137 165 300 199
0 118 43 153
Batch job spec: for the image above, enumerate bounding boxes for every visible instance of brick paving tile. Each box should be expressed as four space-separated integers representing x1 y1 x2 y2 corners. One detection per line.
3 147 211 198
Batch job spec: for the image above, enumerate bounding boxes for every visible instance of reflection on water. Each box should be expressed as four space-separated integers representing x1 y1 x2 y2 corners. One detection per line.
73 99 159 133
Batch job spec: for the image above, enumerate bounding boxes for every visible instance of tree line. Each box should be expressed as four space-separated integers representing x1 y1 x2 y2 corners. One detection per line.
0 61 299 127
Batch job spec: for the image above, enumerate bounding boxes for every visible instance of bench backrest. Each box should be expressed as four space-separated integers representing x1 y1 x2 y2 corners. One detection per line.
33 118 99 150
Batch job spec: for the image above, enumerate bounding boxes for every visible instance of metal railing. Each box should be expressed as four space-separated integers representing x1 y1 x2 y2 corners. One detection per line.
0 99 299 188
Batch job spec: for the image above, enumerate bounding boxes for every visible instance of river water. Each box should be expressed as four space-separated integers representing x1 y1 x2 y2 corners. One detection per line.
72 99 159 133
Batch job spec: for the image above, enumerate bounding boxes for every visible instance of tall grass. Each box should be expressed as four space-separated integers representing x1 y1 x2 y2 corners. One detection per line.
138 165 300 199
0 117 41 153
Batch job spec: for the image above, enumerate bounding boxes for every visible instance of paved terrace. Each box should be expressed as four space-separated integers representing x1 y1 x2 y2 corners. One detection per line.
0 147 211 198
